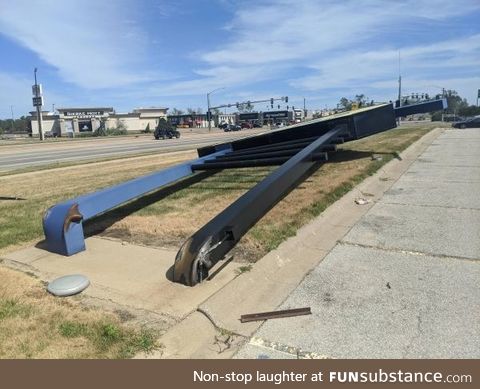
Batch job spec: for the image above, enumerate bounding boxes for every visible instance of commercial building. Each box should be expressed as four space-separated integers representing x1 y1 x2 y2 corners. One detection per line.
167 113 237 128
29 107 168 136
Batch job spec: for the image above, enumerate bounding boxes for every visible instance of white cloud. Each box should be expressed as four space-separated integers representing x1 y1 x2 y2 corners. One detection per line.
0 0 152 88
158 0 480 105
292 33 480 87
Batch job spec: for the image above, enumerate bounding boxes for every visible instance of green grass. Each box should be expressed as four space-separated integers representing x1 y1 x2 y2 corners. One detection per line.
58 320 159 358
235 264 253 275
0 299 33 320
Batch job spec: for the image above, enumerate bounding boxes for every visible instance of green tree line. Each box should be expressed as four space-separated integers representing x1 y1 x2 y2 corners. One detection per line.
0 116 30 134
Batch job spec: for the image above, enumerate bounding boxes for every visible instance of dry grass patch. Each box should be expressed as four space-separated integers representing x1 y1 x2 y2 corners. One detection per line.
0 266 160 359
0 124 439 261
0 151 196 252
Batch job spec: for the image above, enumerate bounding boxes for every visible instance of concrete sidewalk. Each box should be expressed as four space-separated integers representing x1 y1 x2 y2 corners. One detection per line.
236 128 480 359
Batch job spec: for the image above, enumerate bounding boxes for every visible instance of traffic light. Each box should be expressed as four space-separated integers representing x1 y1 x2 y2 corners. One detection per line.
285 96 288 103
270 98 274 108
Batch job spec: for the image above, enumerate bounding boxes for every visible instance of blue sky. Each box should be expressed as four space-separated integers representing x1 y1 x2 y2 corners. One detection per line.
0 0 479 118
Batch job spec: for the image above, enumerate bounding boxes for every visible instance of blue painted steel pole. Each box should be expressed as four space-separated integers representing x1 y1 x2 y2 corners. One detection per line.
43 148 230 256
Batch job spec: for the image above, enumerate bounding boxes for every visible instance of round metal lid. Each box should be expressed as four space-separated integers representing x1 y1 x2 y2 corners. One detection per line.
47 274 90 297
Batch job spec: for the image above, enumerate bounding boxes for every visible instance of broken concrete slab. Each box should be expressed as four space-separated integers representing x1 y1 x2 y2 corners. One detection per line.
136 311 245 359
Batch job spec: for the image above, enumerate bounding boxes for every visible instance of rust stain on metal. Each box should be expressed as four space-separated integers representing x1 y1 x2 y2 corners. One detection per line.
63 203 83 232
240 307 311 323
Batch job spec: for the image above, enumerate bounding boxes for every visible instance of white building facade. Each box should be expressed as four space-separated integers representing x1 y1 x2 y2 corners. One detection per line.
29 107 168 136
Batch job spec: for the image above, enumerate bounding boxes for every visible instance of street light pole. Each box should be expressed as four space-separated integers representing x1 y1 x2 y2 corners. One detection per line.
206 87 225 132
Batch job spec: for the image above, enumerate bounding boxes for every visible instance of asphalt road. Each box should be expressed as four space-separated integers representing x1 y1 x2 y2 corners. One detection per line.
0 129 265 172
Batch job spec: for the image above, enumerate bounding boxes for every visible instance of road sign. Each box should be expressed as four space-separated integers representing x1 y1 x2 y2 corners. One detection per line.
32 84 43 96
33 96 44 107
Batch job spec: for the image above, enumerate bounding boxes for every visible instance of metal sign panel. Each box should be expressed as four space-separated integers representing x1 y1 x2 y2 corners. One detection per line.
239 112 260 121
32 96 44 107
32 84 42 96
263 110 289 119
63 111 104 117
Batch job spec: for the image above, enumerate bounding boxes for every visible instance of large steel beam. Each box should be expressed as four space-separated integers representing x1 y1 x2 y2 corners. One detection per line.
210 148 305 162
43 148 230 256
394 98 447 117
198 104 397 158
172 127 343 286
192 157 291 170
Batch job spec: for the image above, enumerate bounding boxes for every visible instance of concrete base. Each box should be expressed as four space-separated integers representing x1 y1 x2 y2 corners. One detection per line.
3 237 240 320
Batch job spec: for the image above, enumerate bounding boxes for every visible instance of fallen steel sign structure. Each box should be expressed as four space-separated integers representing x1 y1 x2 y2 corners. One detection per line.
42 100 446 286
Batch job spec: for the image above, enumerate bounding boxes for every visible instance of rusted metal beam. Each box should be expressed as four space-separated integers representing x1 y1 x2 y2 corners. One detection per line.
240 307 312 323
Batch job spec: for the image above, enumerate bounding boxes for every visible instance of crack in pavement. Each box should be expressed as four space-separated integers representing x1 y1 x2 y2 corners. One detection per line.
338 241 480 263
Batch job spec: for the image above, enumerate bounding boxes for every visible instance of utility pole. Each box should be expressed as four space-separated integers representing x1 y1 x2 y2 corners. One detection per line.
397 51 402 125
10 105 14 133
207 87 225 132
303 97 306 121
442 88 446 122
33 68 44 141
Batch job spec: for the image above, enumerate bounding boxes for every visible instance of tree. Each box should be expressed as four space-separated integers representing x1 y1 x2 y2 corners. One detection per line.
156 118 175 131
237 102 254 112
354 94 368 107
170 108 184 115
434 89 468 114
458 105 480 117
339 97 352 110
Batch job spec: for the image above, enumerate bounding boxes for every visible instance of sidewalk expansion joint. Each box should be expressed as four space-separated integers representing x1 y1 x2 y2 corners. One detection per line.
338 241 480 263
379 201 480 212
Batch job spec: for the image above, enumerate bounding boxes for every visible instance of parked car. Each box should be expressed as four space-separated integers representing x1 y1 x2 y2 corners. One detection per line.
241 122 253 129
452 116 480 129
223 124 241 132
